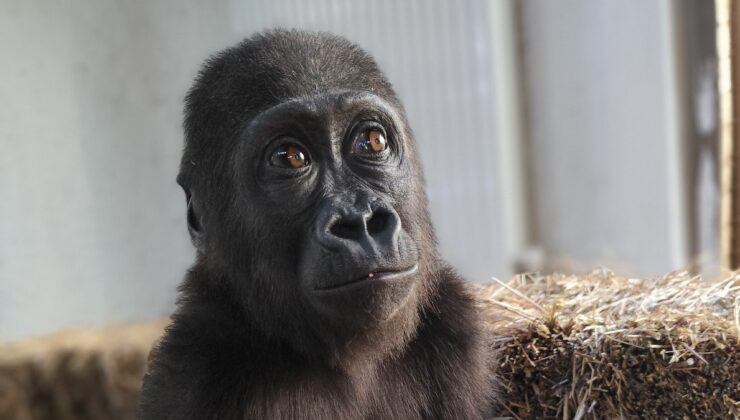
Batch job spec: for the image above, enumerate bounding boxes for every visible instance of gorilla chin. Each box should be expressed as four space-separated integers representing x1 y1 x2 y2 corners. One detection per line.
307 264 420 323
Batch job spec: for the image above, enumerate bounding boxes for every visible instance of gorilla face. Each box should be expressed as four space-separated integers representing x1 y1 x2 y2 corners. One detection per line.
238 91 422 324
178 32 440 366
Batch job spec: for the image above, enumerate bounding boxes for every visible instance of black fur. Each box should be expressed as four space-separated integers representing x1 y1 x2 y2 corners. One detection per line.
139 29 496 419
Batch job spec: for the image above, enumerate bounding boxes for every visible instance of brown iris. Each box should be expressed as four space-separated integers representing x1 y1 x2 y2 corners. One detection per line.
368 130 387 153
285 145 307 168
271 143 309 169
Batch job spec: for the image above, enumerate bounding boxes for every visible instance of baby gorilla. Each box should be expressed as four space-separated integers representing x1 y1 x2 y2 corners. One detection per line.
139 29 496 419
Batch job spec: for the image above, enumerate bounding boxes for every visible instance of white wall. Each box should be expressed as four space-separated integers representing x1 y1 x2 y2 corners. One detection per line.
519 0 691 275
0 0 509 340
1 0 711 341
0 0 235 340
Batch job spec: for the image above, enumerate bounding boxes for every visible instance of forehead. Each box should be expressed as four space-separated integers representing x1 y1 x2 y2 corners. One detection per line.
247 90 403 131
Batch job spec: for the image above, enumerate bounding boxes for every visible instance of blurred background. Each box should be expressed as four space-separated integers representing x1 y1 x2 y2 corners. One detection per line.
0 0 727 341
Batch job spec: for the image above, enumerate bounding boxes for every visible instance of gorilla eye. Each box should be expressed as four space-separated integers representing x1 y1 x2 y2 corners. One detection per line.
271 143 310 169
354 129 388 155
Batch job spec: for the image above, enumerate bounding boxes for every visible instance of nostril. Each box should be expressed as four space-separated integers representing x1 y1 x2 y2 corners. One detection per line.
329 220 362 240
367 211 390 235
325 208 395 242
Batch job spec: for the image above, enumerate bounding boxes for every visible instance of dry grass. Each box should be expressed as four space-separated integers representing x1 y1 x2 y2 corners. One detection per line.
0 321 166 420
479 269 740 419
0 271 738 419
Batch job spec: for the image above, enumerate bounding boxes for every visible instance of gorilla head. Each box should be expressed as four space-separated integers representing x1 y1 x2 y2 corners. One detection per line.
141 29 494 419
178 30 438 368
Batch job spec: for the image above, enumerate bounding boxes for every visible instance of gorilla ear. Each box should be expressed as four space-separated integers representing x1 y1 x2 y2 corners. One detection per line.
181 186 204 244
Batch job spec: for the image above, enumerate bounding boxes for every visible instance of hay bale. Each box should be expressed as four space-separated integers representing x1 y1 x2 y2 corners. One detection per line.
0 321 166 420
479 270 740 419
0 271 737 419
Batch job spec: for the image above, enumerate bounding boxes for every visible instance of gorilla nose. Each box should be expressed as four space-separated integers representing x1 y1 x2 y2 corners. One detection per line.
329 209 390 240
317 201 401 251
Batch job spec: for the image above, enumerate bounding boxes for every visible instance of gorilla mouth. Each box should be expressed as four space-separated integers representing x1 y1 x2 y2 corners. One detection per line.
315 264 419 292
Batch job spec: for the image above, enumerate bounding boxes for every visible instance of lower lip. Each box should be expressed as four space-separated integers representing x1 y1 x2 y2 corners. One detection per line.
315 264 419 292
